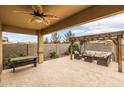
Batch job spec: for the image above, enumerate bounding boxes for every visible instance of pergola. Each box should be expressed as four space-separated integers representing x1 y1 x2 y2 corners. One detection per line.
69 31 124 72
0 5 124 78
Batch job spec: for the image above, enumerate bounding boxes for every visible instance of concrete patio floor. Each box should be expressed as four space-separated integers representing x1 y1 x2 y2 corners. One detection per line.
1 56 124 87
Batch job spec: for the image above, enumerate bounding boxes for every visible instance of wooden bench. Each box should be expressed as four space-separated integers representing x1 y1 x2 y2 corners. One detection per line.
10 56 37 72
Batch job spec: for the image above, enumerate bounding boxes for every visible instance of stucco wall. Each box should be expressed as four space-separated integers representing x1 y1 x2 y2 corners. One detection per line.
0 21 2 81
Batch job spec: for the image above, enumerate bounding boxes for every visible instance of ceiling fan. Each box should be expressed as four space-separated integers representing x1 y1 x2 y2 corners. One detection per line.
13 5 59 25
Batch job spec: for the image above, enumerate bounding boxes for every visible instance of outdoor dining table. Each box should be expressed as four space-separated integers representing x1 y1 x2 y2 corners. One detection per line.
10 56 37 72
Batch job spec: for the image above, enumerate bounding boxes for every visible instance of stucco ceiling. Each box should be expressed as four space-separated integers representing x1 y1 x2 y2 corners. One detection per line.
0 5 91 30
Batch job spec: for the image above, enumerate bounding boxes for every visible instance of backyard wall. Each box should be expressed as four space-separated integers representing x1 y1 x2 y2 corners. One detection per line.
84 43 112 52
3 44 70 59
3 43 124 60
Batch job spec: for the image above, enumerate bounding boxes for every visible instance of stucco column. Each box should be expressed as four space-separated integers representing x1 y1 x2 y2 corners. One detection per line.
37 30 44 64
0 23 2 82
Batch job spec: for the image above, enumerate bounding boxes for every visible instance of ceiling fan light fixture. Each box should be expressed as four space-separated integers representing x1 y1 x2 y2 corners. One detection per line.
35 19 42 23
34 16 42 23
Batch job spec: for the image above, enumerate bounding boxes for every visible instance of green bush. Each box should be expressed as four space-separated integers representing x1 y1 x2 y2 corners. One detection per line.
18 53 26 57
3 52 26 69
9 53 26 58
50 52 58 59
9 54 18 58
68 43 80 54
3 58 12 69
72 43 80 52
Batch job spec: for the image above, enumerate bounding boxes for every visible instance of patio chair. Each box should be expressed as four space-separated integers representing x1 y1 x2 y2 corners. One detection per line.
97 54 112 67
74 51 82 60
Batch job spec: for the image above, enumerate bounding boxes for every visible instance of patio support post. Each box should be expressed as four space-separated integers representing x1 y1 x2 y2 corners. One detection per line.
117 35 122 72
112 37 122 72
70 41 73 60
83 41 86 52
0 24 2 81
79 41 83 54
112 41 116 62
37 30 44 64
112 39 118 62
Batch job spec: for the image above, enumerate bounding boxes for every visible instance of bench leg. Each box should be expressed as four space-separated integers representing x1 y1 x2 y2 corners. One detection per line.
34 58 37 67
13 67 15 72
34 62 37 67
12 62 15 72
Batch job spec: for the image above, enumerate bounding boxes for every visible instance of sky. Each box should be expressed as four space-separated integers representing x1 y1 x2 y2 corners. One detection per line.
3 13 124 43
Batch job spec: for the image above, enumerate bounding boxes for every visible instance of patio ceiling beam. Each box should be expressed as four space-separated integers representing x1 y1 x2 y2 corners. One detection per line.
2 24 37 35
40 5 124 35
70 31 124 42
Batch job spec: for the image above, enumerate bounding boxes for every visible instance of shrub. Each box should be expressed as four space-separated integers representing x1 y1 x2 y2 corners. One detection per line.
9 53 26 58
3 58 12 69
72 43 80 53
18 53 26 57
49 52 58 59
3 52 26 69
9 54 18 58
68 43 80 54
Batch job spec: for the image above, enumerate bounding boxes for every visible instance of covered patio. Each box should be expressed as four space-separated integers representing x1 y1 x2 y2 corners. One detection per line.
1 56 124 87
1 5 124 85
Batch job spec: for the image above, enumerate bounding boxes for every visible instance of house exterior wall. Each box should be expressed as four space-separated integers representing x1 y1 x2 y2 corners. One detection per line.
0 21 2 81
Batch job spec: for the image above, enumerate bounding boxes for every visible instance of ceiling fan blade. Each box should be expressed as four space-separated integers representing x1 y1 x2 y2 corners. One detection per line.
43 13 59 19
27 18 34 23
42 18 50 25
13 10 33 15
32 5 43 14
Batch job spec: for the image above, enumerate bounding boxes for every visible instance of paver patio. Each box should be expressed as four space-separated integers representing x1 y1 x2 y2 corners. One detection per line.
0 56 124 87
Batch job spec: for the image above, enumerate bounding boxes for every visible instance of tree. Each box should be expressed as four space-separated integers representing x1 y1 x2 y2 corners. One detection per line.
50 33 61 44
44 37 49 44
63 30 75 43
